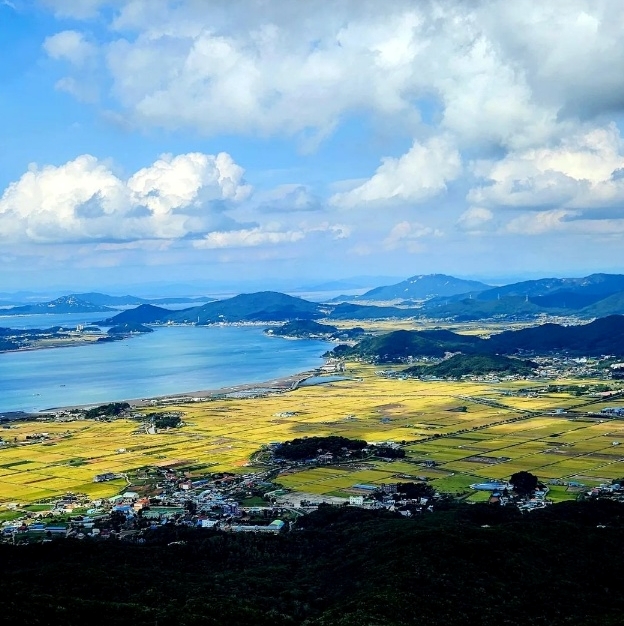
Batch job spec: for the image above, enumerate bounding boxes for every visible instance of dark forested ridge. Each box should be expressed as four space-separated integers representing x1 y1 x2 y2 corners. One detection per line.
330 328 486 362
331 315 624 361
1 501 624 625
404 353 537 378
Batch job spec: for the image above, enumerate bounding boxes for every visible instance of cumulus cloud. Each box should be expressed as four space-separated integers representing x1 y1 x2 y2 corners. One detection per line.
331 135 461 208
35 1 624 259
383 220 443 252
0 152 250 243
193 221 350 249
193 227 304 249
37 2 624 153
456 207 494 233
43 30 96 66
505 210 575 235
469 125 624 212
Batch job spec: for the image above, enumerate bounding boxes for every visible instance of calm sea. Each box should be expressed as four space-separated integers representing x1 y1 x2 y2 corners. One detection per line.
0 314 328 413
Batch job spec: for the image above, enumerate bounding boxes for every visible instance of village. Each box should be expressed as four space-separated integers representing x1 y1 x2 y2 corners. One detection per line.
4 438 623 545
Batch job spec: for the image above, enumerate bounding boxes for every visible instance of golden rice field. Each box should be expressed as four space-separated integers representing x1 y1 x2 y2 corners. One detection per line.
0 363 623 505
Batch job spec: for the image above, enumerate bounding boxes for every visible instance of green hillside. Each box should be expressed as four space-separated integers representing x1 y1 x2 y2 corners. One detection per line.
405 353 537 378
174 291 323 324
1 501 624 625
331 328 485 362
333 315 624 362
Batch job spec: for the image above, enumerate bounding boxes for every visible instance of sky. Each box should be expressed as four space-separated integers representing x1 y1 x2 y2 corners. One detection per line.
2 0 624 294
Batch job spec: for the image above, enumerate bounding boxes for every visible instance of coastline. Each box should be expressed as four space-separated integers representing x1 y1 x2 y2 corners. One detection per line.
37 369 320 415
0 323 337 417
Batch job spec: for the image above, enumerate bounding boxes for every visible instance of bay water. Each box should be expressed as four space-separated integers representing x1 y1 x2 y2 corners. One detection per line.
0 314 329 413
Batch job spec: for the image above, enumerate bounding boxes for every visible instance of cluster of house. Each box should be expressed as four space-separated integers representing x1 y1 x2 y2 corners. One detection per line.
468 481 552 511
530 356 617 380
0 468 297 543
585 482 624 501
600 407 624 417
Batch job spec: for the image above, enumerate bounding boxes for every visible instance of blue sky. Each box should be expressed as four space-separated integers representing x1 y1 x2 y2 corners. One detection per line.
2 1 624 293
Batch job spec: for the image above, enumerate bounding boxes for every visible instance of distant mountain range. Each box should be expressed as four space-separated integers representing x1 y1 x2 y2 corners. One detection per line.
331 274 491 303
2 296 114 315
6 272 624 323
326 272 624 320
0 292 214 310
476 273 624 301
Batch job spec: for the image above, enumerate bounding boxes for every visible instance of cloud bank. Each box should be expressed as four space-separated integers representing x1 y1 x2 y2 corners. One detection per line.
0 152 250 243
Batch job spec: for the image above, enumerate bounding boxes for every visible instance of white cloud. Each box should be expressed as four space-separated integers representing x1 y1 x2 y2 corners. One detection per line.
469 124 624 212
39 2 624 153
193 221 350 250
331 135 461 208
0 152 250 243
30 4 538 145
193 227 305 249
504 210 624 237
33 0 624 266
43 30 96 66
54 76 98 103
505 210 575 235
383 220 443 252
456 207 494 233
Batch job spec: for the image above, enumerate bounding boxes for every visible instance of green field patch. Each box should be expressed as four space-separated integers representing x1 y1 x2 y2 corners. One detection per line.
324 490 353 498
0 510 23 521
546 485 578 502
464 490 492 502
430 474 478 494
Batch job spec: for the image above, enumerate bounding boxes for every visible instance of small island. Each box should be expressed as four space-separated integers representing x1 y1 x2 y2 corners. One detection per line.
265 319 366 341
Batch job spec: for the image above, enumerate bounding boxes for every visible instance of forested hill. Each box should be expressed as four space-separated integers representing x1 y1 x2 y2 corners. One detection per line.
330 315 624 361
487 314 624 354
181 291 323 324
1 501 624 625
404 353 537 378
98 304 174 325
100 292 325 325
265 319 366 340
330 328 486 362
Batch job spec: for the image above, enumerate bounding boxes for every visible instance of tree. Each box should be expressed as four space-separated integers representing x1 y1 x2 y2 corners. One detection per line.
510 471 538 497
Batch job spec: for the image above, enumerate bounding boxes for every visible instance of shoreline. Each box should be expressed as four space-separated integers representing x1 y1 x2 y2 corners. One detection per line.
35 369 320 415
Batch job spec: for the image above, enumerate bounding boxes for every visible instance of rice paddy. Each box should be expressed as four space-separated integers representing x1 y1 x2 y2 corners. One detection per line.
0 363 623 505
